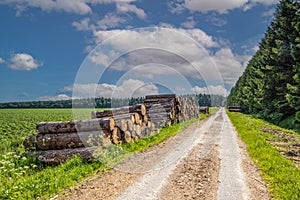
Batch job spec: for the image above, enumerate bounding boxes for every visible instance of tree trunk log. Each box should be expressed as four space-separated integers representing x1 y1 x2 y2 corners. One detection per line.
32 147 96 165
36 118 114 134
92 104 146 118
124 131 132 143
23 131 107 150
145 94 176 99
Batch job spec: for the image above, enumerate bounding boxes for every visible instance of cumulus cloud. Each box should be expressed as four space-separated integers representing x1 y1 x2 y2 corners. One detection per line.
72 18 91 31
116 3 146 19
181 16 196 29
73 14 126 32
183 0 279 13
206 14 227 26
38 94 71 101
96 13 126 30
185 0 248 14
191 85 228 96
92 28 219 48
168 1 185 14
262 8 275 17
89 28 248 86
9 53 42 71
0 0 137 15
0 57 5 64
212 48 244 85
64 79 158 98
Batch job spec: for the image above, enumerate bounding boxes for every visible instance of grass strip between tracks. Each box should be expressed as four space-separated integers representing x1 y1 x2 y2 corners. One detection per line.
227 111 300 200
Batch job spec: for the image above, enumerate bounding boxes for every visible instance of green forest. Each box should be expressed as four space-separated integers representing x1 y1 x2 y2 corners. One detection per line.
0 94 225 109
227 0 300 131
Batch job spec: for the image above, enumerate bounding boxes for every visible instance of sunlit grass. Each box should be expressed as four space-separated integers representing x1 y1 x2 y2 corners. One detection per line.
227 111 300 199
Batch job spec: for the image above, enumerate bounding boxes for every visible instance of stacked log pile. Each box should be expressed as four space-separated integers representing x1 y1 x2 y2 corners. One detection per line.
177 96 199 122
199 106 209 114
228 106 241 112
24 94 200 164
23 118 112 164
91 104 157 144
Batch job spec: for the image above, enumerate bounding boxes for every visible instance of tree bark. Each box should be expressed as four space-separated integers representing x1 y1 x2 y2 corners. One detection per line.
23 131 107 150
92 104 146 118
36 118 114 134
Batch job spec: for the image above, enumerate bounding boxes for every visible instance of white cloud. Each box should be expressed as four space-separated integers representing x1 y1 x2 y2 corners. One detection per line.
206 14 227 26
252 45 259 53
191 85 228 96
26 0 92 15
181 16 196 29
96 13 126 30
72 18 91 31
168 1 185 14
38 94 71 101
0 57 5 64
89 49 119 66
185 0 248 14
184 0 279 13
0 0 137 15
92 28 219 48
73 13 126 32
212 48 244 85
251 0 278 5
116 3 146 19
262 8 275 17
9 53 42 71
64 79 158 98
158 22 174 28
88 28 250 87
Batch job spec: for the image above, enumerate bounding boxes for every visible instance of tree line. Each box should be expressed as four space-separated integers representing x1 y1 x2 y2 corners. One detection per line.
227 0 300 130
0 94 225 109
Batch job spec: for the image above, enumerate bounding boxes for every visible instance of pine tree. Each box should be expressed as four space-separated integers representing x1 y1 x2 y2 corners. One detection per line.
286 1 300 123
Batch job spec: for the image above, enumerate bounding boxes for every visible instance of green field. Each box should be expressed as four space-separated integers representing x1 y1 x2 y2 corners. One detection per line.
0 108 214 199
0 108 102 199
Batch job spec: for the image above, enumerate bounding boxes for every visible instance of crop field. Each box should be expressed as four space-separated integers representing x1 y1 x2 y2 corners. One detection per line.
0 108 99 199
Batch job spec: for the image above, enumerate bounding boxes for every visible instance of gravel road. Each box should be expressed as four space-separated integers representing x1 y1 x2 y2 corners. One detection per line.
58 108 269 200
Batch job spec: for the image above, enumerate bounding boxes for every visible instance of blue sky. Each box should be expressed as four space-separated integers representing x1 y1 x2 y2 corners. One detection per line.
0 0 278 102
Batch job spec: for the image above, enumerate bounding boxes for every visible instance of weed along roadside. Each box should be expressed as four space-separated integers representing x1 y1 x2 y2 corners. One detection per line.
227 110 300 200
0 95 217 199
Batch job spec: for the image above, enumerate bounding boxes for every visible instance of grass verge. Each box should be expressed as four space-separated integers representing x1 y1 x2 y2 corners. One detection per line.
227 111 300 200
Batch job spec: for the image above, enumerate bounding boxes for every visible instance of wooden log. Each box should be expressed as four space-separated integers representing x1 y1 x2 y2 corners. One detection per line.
124 131 132 143
145 94 176 99
92 104 146 118
145 106 173 113
144 98 175 104
32 147 96 165
148 112 172 119
143 115 148 125
36 118 114 134
228 106 241 112
111 127 121 144
133 113 141 124
134 124 141 138
115 119 127 132
131 130 137 139
23 131 106 150
99 118 115 131
127 120 134 132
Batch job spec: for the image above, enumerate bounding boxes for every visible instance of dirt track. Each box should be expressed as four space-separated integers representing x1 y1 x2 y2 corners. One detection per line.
58 108 269 200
